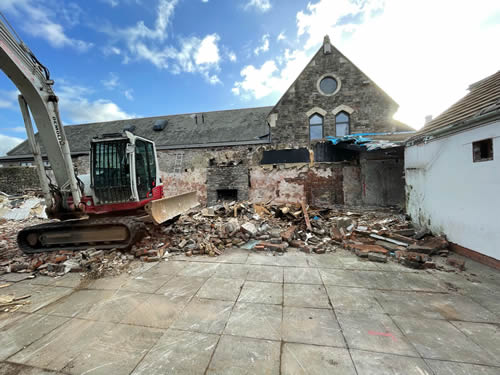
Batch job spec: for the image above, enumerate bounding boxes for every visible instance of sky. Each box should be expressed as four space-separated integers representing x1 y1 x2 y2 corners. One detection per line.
0 0 499 155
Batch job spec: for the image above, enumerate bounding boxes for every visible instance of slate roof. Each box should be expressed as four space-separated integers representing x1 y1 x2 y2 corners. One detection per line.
7 106 273 156
408 70 500 143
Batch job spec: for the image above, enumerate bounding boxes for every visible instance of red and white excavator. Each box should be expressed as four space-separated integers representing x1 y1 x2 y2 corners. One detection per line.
0 14 198 253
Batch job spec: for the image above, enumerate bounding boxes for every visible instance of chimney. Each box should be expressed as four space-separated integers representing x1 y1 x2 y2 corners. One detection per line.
323 35 331 55
424 115 433 126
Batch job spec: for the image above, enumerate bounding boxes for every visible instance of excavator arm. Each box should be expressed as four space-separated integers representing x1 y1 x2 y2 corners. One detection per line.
0 13 82 212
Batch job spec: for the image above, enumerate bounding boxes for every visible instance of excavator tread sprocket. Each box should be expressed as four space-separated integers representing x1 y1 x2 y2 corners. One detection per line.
17 217 146 254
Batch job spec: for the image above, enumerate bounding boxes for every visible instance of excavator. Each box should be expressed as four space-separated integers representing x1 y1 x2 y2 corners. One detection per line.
0 14 198 254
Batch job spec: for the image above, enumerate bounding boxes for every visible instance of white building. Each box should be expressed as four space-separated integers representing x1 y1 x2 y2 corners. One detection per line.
405 71 500 267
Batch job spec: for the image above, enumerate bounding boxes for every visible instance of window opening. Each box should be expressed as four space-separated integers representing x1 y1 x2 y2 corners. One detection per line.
309 114 323 140
336 111 350 136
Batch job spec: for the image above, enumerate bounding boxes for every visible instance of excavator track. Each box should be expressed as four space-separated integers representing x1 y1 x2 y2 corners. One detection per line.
17 217 146 254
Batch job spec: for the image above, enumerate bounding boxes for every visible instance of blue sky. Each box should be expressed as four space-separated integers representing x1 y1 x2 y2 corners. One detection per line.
0 0 499 155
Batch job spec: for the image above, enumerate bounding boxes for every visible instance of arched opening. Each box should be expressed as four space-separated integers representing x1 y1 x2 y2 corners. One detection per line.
335 111 350 136
309 114 324 140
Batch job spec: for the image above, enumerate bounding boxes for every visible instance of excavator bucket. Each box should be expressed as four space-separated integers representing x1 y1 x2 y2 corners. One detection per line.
145 191 199 225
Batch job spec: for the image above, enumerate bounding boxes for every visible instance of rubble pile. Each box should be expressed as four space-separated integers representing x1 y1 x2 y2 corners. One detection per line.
0 194 466 280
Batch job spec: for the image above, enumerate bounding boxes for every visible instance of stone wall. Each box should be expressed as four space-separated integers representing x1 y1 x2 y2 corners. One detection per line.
269 38 398 145
0 167 41 194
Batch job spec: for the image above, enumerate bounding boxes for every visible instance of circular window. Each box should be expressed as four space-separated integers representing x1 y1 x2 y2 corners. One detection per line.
319 76 337 95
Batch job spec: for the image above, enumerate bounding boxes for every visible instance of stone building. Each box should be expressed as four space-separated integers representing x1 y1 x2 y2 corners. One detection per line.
0 36 414 207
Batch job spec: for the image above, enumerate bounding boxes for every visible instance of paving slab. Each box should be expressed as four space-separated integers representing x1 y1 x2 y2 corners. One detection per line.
307 254 344 268
171 297 234 334
324 285 384 313
0 362 64 375
451 321 500 362
273 253 309 267
121 273 175 293
224 302 282 340
246 253 283 266
132 329 218 375
0 312 26 330
376 291 498 322
319 269 369 287
216 249 249 264
2 283 73 313
0 314 69 360
281 343 356 375
213 263 250 279
246 265 283 283
339 257 382 271
178 262 219 277
85 273 129 290
9 319 163 374
284 283 330 308
150 260 188 275
29 275 57 286
207 335 280 375
393 316 499 365
458 283 500 317
337 311 418 356
155 275 207 298
351 350 433 375
282 306 344 347
238 281 282 305
389 272 446 292
425 359 500 375
196 277 244 301
37 289 114 318
77 290 150 323
284 267 322 284
51 273 83 288
122 293 190 328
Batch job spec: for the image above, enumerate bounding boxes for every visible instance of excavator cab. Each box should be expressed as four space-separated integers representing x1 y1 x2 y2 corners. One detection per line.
90 132 159 205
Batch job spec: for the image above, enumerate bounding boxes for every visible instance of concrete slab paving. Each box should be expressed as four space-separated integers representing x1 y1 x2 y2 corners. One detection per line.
207 335 280 375
337 311 418 356
393 316 499 365
319 268 370 287
51 273 83 288
425 359 500 375
350 350 433 375
224 302 282 340
178 262 219 277
121 293 191 329
77 290 150 323
324 285 385 313
171 297 234 334
376 291 499 322
121 273 175 293
9 318 163 374
216 249 249 264
281 343 356 375
155 275 207 298
0 311 26 330
2 283 73 313
132 329 219 375
37 289 114 318
284 283 330 308
196 277 244 301
282 306 344 347
0 314 69 360
389 272 446 292
0 363 64 375
213 263 250 279
246 265 283 283
238 280 283 305
284 267 322 284
307 254 344 268
150 260 188 275
451 321 500 361
85 273 130 290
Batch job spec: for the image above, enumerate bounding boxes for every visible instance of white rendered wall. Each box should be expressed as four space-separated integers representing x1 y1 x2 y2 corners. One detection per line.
405 120 500 260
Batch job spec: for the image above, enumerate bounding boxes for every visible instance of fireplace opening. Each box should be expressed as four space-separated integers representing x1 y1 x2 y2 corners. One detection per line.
217 189 238 202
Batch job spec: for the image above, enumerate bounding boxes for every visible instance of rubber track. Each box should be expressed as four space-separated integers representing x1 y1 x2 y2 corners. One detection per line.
17 216 146 254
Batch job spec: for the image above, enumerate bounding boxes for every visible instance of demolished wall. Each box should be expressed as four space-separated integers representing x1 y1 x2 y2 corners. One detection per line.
0 167 40 194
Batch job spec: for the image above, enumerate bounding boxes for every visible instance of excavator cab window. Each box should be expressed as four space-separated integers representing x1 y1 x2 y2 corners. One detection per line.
135 140 157 199
92 140 132 204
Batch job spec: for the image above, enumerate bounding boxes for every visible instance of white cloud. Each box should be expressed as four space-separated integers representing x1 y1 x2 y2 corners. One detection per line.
202 0 209 3
101 0 119 6
254 34 270 55
233 49 309 99
0 90 19 109
101 72 120 89
277 32 286 41
3 0 93 52
0 134 23 156
194 34 220 65
245 0 271 12
104 1 222 83
124 89 134 100
56 81 134 124
228 52 237 62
